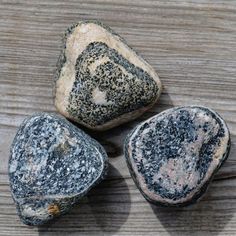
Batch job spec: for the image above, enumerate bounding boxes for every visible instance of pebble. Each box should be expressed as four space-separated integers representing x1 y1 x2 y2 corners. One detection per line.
124 106 230 206
9 113 108 225
54 20 162 130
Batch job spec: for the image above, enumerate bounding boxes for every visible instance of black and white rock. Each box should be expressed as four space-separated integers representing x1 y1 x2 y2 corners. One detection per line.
54 20 162 130
8 113 108 225
125 106 230 206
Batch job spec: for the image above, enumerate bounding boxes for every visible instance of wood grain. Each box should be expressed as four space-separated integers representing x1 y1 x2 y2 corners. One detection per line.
0 0 236 235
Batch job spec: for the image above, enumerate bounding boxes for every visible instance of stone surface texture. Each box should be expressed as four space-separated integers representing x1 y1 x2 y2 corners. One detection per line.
125 106 230 206
55 20 162 130
9 113 108 225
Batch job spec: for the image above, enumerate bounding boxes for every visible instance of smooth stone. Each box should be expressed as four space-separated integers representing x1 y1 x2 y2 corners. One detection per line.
54 20 162 131
9 113 108 225
125 106 230 206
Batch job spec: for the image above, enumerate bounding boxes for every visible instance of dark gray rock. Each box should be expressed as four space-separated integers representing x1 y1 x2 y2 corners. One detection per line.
125 106 230 206
9 113 108 225
54 20 162 131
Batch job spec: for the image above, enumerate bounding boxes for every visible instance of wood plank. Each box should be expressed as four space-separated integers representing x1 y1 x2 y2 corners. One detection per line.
0 0 236 235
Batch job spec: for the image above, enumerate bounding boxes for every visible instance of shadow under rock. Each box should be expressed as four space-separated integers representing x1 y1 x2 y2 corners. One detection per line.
38 164 131 235
87 164 131 234
151 181 234 236
69 119 126 159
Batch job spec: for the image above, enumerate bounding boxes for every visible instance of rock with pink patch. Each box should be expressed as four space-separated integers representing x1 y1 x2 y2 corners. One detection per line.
124 106 230 206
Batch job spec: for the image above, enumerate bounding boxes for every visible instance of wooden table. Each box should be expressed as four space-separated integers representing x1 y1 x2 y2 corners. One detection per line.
1 1 236 235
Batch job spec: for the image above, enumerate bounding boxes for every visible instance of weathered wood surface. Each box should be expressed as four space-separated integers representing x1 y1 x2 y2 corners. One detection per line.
0 0 236 235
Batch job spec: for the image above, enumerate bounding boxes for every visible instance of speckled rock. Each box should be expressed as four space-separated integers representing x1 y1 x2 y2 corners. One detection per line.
8 113 108 225
54 20 162 131
125 106 230 206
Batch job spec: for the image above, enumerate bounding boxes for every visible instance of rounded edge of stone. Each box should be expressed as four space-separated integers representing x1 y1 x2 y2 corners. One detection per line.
8 112 109 225
54 20 162 131
124 105 231 207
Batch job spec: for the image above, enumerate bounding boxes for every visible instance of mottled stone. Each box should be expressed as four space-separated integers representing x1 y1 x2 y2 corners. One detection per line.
125 106 230 206
54 20 162 130
9 113 108 225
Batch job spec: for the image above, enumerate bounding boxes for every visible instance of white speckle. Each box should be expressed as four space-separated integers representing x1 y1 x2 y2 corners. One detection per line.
80 25 89 34
88 56 110 74
9 160 18 173
21 204 49 220
91 87 113 105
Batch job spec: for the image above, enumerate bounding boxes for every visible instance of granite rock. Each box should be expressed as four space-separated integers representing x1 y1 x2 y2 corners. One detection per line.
54 20 162 130
9 113 108 225
125 106 230 206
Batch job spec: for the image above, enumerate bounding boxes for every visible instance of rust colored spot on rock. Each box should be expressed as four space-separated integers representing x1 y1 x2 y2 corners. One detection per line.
48 204 60 215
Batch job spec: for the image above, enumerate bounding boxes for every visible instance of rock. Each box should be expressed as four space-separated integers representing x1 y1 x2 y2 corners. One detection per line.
54 20 162 131
9 113 108 225
125 106 230 206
